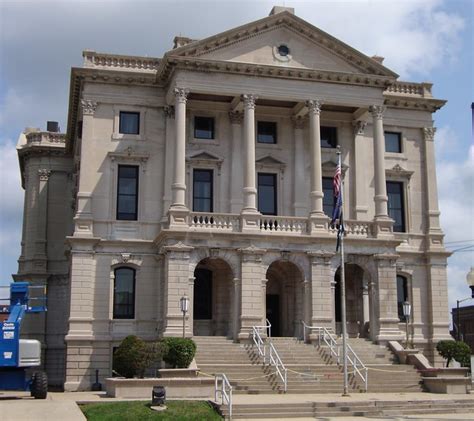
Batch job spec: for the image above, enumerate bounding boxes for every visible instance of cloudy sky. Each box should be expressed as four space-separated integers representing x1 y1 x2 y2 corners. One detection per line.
0 0 472 315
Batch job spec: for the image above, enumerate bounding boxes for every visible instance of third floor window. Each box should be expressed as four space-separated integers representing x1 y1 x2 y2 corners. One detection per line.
119 111 140 135
194 117 215 139
321 126 337 148
257 121 277 144
385 131 402 153
387 181 406 232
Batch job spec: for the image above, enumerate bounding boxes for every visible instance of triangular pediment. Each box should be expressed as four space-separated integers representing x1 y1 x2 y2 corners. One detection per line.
187 150 223 162
256 155 286 166
168 11 397 78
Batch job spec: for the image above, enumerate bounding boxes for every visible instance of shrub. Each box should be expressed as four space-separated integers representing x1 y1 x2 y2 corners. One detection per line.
436 340 471 368
113 335 165 378
161 337 197 368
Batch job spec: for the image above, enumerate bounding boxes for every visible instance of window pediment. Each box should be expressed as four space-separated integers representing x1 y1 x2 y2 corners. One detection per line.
256 155 286 169
386 164 413 179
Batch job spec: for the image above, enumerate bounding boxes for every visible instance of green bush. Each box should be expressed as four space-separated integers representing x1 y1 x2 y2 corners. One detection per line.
436 340 471 367
113 335 166 378
162 337 197 368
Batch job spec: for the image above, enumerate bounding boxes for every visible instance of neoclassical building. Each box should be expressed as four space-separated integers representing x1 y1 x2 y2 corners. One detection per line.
16 6 451 391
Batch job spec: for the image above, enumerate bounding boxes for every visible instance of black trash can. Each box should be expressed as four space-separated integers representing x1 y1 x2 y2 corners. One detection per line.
152 385 166 405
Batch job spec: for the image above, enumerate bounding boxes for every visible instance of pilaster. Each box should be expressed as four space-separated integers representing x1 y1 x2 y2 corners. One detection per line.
229 111 244 214
162 106 175 222
353 120 369 220
292 116 306 216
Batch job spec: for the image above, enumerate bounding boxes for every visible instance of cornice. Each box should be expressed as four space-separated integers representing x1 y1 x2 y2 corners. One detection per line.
383 95 446 113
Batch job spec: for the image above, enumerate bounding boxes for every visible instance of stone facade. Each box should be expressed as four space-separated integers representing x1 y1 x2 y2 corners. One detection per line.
15 7 451 390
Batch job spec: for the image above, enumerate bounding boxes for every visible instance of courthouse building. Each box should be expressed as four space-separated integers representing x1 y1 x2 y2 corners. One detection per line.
15 6 451 390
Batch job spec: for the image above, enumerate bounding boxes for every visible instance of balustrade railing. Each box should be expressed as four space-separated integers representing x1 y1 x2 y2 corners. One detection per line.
189 212 240 232
267 341 288 392
330 220 374 238
259 215 307 234
215 373 232 419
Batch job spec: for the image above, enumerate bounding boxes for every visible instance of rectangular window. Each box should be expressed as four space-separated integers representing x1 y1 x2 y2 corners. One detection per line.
119 111 140 135
321 126 337 148
385 131 402 153
322 177 334 217
387 181 406 232
113 267 135 319
258 173 277 215
194 116 215 139
257 121 277 144
193 169 213 212
117 165 139 220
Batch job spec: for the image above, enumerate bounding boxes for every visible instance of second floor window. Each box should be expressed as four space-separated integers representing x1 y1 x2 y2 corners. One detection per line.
257 121 277 144
321 126 337 148
113 267 136 319
387 181 406 232
385 131 402 153
193 169 213 212
322 177 334 217
117 165 138 220
258 173 277 215
194 117 214 139
119 111 140 135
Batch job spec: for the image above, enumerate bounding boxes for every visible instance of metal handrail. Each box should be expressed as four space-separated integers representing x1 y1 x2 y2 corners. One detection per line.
252 326 266 360
301 321 340 364
268 341 288 392
215 373 233 419
346 343 368 391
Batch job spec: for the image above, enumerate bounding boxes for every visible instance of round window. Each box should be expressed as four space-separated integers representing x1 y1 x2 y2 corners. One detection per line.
277 44 290 57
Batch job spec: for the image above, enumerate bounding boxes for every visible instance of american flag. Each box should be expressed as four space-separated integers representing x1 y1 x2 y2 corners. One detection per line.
330 163 342 228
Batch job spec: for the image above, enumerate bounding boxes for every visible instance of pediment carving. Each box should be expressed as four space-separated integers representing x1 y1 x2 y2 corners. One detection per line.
386 164 414 178
187 150 223 162
256 155 286 167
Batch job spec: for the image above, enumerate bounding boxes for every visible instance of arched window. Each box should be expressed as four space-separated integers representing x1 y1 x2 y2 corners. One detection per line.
113 267 136 319
396 275 408 321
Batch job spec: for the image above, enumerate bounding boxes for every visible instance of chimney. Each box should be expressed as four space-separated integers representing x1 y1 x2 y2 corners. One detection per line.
371 55 385 64
269 6 295 16
47 121 60 133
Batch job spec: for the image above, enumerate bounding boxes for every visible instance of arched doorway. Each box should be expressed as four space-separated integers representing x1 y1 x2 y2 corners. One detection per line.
334 264 370 337
265 261 304 337
193 258 233 337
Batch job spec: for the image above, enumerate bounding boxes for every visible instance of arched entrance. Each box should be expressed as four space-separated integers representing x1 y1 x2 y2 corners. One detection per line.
335 264 371 337
265 261 304 337
193 258 233 337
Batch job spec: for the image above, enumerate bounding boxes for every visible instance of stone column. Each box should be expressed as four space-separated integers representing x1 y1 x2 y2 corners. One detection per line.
232 278 241 341
162 242 194 337
292 116 306 216
162 106 175 221
188 276 195 337
238 246 266 340
229 111 244 214
373 253 403 343
307 251 334 339
36 169 51 268
353 120 368 220
169 88 189 227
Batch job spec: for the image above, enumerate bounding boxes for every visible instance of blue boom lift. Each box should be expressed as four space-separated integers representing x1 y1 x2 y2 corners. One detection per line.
0 282 48 398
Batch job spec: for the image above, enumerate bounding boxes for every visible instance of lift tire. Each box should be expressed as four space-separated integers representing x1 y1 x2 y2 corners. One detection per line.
31 371 48 399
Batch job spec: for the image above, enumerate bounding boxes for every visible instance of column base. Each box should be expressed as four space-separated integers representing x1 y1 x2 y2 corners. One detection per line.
374 217 394 238
168 206 190 229
309 214 330 235
241 210 261 233
376 317 403 343
238 315 262 341
162 314 189 338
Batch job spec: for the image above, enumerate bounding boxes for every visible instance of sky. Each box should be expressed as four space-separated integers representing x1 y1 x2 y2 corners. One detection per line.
0 0 473 317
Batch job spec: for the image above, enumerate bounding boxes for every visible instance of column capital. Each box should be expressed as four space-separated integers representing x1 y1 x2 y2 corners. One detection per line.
369 105 386 120
38 169 51 181
229 110 244 125
174 87 189 104
306 100 322 115
241 94 257 109
81 99 98 116
353 120 367 135
291 115 306 129
164 105 175 119
423 127 436 141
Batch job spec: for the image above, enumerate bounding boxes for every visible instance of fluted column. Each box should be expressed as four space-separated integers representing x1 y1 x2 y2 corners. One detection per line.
229 111 244 213
292 116 306 216
370 105 388 218
162 106 175 221
307 100 324 216
171 88 188 209
353 120 368 220
242 94 258 213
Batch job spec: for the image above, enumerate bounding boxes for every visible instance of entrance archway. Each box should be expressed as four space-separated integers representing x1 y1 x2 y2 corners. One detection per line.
265 260 304 337
334 263 370 337
193 258 233 337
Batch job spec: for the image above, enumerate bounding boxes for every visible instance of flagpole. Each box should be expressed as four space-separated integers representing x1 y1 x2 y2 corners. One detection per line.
337 146 349 396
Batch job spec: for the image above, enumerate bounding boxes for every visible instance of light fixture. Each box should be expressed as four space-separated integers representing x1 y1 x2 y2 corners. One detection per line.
466 267 474 298
180 294 190 338
402 301 411 349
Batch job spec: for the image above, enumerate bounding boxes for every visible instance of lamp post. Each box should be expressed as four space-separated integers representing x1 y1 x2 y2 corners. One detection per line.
180 294 189 339
402 301 411 349
456 267 474 341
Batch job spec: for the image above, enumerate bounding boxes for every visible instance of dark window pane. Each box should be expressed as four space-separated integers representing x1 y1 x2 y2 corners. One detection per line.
258 173 277 215
193 169 213 212
119 112 140 135
397 275 408 321
321 126 337 148
257 121 277 144
194 268 212 319
387 181 405 232
114 268 135 319
194 117 214 139
322 177 334 216
385 132 402 153
117 165 138 220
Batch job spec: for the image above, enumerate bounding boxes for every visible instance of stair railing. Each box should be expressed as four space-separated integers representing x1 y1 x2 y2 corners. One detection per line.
267 341 288 392
301 321 340 364
215 373 233 419
346 343 368 391
252 325 266 360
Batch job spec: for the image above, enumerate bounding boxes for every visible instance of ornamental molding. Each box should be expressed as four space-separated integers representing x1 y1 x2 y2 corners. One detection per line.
383 97 446 113
229 110 244 125
164 106 175 119
238 245 266 255
386 164 414 179
174 87 189 103
241 94 257 109
369 105 385 120
291 115 306 129
108 147 149 165
353 120 367 135
162 241 194 253
256 155 286 175
81 99 98 115
38 169 51 181
306 100 322 115
423 127 436 142
307 250 335 264
111 253 143 267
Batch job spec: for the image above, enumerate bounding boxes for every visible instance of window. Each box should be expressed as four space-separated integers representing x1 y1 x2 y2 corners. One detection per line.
396 275 408 321
117 165 139 220
194 117 214 139
322 177 334 217
277 44 290 56
321 126 337 148
194 268 212 320
385 131 402 153
258 173 277 215
257 121 277 144
113 267 135 319
387 181 406 232
119 111 140 135
193 169 213 212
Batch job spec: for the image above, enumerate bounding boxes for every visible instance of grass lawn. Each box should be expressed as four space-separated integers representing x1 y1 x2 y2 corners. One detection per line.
80 400 222 421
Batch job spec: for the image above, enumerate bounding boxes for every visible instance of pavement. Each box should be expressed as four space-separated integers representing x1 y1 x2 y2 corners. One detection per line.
0 390 473 420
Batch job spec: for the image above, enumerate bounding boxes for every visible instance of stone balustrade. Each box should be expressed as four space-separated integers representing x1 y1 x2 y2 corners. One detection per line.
385 81 433 98
26 131 66 145
189 212 241 232
259 215 308 234
82 50 160 72
329 220 375 238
